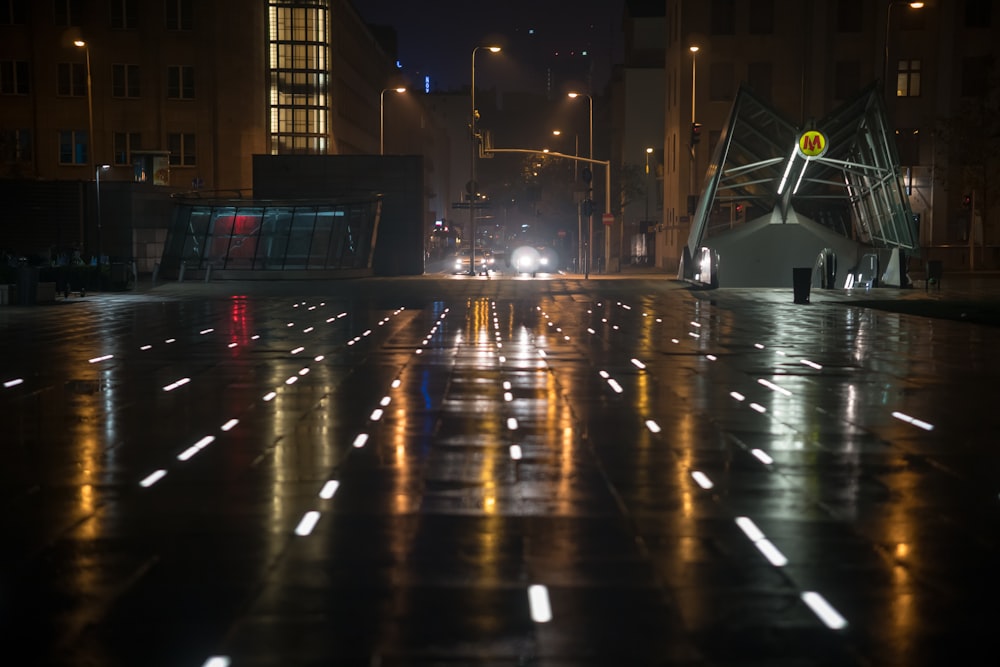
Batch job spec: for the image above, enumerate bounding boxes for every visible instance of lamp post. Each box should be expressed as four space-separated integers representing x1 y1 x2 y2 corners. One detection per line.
645 147 654 222
883 2 924 99
379 87 406 155
469 45 501 274
567 92 593 275
95 164 110 266
75 39 97 262
689 45 699 124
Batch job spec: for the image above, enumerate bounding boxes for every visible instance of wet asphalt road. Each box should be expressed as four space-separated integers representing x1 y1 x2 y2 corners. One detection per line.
1 273 998 666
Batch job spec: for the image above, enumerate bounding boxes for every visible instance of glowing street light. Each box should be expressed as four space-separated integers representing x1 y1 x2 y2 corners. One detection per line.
379 87 406 155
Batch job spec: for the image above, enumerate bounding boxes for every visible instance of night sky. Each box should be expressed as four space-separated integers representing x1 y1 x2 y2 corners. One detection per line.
352 0 626 94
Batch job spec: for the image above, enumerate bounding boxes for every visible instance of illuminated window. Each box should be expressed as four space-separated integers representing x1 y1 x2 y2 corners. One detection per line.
112 63 140 98
0 60 29 94
166 0 193 30
268 1 330 155
113 131 140 165
0 0 27 24
57 62 86 96
167 66 194 99
58 130 88 165
895 60 920 97
168 132 195 166
110 0 137 29
54 0 82 26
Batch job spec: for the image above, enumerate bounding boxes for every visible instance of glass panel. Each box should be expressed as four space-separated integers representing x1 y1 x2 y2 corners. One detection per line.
224 208 263 269
284 207 316 269
309 211 333 268
181 208 212 267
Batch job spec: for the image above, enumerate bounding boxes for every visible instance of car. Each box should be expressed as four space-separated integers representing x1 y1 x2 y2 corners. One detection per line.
453 248 491 274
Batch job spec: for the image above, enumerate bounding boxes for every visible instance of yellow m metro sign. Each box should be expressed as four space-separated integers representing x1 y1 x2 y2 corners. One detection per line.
797 130 828 158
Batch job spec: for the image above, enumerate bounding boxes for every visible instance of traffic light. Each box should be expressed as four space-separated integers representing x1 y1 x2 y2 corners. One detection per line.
582 199 594 217
690 122 702 146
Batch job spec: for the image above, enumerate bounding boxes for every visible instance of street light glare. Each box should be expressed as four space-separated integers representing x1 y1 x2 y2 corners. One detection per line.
552 130 561 135
689 45 700 53
567 92 580 98
74 39 86 47
909 2 924 7
487 46 501 53
394 87 406 93
646 147 654 153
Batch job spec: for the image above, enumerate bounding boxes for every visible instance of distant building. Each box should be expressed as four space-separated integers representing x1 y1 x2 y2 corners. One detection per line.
654 0 1000 272
0 0 445 271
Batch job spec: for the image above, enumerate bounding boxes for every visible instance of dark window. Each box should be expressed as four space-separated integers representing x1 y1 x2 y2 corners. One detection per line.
747 61 772 102
112 64 140 97
0 128 32 162
0 60 30 94
965 0 992 27
748 0 774 34
167 66 194 99
113 131 140 164
961 55 991 96
834 60 861 99
836 0 863 33
59 129 88 164
895 60 921 97
54 0 83 26
110 0 137 29
710 0 735 35
0 0 28 24
709 61 734 101
165 0 193 30
57 62 86 96
168 132 195 166
895 128 920 165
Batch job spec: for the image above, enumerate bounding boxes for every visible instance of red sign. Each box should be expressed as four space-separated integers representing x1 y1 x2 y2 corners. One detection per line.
602 213 614 226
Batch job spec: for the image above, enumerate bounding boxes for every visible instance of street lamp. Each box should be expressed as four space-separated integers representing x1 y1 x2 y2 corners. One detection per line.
884 2 924 98
379 87 406 155
567 91 593 275
75 39 98 262
689 45 700 124
645 147 654 224
95 164 110 266
469 45 501 274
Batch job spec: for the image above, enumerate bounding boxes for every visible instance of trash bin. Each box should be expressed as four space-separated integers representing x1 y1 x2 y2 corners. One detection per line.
792 267 812 304
16 265 38 305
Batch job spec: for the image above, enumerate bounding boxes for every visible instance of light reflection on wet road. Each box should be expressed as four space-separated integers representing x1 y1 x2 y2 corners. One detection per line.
1 276 998 666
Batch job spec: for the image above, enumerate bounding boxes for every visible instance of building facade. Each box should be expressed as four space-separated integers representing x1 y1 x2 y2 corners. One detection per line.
658 0 1000 272
0 0 447 269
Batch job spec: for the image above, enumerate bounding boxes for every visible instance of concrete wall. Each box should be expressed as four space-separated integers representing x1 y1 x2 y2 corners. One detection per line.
252 154 425 276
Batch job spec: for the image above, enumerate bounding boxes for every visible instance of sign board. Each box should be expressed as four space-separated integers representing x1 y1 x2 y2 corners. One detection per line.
602 213 614 226
797 130 828 158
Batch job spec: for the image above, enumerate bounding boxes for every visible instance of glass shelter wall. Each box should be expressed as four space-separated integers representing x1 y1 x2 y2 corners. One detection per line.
161 196 381 276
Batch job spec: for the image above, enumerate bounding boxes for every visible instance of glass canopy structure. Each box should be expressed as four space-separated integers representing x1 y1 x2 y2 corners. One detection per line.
682 83 919 287
159 191 382 279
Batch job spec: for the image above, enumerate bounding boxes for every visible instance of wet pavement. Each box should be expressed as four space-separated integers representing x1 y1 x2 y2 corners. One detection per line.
2 273 999 666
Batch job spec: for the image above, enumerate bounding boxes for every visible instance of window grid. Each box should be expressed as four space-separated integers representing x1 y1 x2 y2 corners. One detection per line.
113 131 140 165
110 0 137 29
59 129 88 165
168 132 195 166
166 0 193 30
0 0 28 24
57 62 87 96
112 64 141 98
0 60 30 95
0 128 32 162
268 1 330 155
54 0 82 26
167 66 195 99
